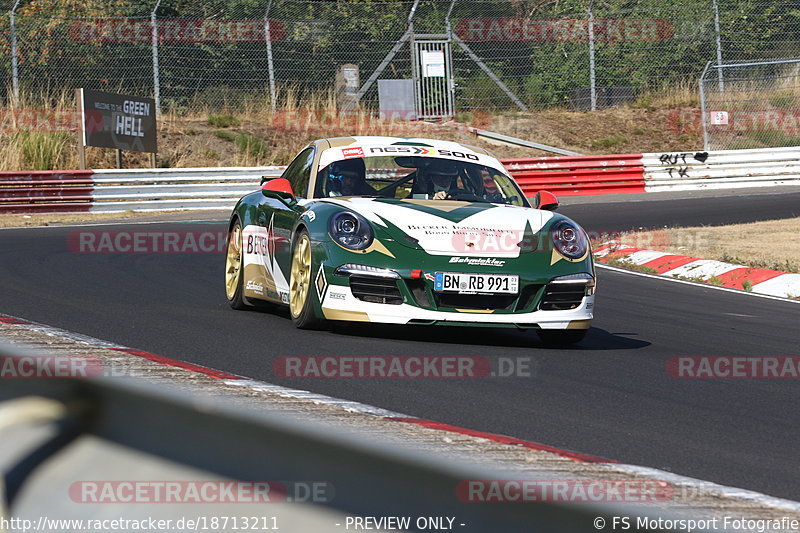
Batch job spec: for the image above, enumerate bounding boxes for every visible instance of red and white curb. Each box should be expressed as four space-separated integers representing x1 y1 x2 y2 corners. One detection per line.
2 312 800 512
594 241 800 299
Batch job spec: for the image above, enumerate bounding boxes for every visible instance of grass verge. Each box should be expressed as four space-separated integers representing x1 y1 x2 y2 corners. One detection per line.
607 218 800 274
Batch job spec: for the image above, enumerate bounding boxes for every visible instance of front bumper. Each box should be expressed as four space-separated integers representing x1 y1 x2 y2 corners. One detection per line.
315 262 594 329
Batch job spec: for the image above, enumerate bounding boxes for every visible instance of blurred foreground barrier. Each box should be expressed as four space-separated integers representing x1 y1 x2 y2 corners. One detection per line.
0 341 701 532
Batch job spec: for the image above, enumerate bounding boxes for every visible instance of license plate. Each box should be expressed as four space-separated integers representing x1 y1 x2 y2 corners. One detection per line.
434 272 519 294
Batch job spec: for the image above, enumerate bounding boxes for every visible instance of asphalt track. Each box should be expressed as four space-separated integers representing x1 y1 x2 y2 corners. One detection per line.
1 191 799 501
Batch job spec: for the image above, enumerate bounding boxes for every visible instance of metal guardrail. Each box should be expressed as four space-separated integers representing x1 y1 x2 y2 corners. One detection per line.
0 341 703 532
502 154 647 196
2 145 800 214
504 146 800 196
469 129 582 157
642 146 800 192
0 167 284 213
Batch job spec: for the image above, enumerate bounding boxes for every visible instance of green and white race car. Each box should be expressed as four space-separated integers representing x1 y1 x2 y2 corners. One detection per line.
225 136 595 345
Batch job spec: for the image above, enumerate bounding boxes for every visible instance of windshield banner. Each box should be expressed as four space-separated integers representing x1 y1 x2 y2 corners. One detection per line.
318 143 508 174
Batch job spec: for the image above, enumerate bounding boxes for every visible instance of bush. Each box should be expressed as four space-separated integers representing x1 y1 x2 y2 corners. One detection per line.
458 73 519 110
235 134 268 159
214 130 236 142
207 114 241 128
590 135 628 150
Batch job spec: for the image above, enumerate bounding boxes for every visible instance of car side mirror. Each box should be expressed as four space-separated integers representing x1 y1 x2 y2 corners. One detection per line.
262 178 294 195
534 190 559 211
261 178 296 204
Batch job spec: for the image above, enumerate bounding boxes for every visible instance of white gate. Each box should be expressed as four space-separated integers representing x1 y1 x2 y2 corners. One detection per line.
412 36 454 120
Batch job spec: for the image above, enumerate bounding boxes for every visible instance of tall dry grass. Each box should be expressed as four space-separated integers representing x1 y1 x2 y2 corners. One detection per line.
631 80 700 109
0 79 733 171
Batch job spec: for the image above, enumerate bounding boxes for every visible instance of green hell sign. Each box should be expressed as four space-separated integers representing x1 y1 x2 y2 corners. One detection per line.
80 89 157 153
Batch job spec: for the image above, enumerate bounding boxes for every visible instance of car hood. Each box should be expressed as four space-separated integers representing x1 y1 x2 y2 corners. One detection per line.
318 197 553 258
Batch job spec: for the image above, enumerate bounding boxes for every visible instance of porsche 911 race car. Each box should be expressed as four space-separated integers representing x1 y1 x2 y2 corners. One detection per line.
225 136 595 345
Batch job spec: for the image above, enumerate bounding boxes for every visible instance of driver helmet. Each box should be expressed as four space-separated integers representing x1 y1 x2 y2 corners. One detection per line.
427 160 459 191
328 158 366 196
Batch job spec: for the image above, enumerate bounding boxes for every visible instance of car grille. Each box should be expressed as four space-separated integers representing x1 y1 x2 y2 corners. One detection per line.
409 283 543 312
434 293 517 311
349 276 403 305
539 283 586 311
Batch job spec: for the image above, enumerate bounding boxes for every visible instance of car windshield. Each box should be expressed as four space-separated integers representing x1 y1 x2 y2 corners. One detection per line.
314 155 528 207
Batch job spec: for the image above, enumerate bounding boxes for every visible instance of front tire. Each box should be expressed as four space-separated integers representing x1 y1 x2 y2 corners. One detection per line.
537 329 587 347
225 219 248 310
289 231 325 329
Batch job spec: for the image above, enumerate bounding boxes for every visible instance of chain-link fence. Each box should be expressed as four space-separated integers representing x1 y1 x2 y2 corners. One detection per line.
699 58 800 150
3 0 800 126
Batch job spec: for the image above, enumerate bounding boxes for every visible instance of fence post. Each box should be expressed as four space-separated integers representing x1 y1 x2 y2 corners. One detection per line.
9 0 21 107
699 61 711 150
445 0 456 36
151 0 162 116
712 0 724 91
264 0 277 114
588 0 596 111
445 0 457 115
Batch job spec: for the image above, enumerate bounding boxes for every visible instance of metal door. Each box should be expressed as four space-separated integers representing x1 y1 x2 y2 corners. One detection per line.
411 36 455 120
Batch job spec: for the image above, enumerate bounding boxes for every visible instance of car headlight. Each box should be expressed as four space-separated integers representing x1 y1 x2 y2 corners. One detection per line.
551 272 595 295
550 272 594 283
552 221 588 260
329 211 374 250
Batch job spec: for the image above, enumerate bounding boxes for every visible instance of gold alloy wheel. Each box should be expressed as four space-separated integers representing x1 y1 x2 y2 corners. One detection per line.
225 224 242 300
290 233 312 318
